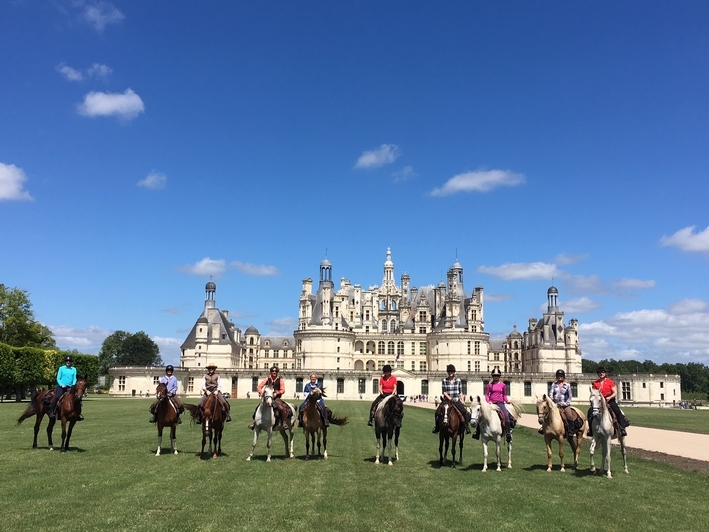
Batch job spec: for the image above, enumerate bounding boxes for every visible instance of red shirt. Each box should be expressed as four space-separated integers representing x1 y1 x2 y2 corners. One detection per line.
380 374 397 394
593 377 615 398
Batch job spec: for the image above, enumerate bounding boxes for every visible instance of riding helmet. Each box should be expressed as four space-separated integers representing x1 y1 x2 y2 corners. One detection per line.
556 369 566 377
383 364 392 373
165 364 174 372
596 366 607 374
491 367 502 377
64 355 73 363
446 364 456 373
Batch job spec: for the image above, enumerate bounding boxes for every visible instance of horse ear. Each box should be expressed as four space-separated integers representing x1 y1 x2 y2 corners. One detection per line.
542 394 547 400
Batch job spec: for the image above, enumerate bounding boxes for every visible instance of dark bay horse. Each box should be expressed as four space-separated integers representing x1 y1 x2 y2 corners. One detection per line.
302 387 348 460
437 399 464 468
374 394 403 466
17 377 87 452
185 394 223 459
153 383 181 456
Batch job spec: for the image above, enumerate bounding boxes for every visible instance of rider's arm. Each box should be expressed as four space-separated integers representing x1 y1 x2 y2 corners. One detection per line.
276 378 285 397
607 383 618 401
202 376 209 394
216 375 222 393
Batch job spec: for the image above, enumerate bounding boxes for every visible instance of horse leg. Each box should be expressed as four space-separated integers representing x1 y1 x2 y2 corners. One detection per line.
386 431 394 466
171 425 178 455
506 435 512 469
451 434 457 468
156 424 163 456
32 413 43 449
558 437 566 472
279 428 289 458
481 439 489 472
375 432 381 464
63 420 76 452
545 436 554 472
322 427 327 460
604 439 612 479
394 427 400 461
495 438 502 472
266 428 273 462
60 418 68 453
439 434 445 466
247 428 259 460
620 436 629 474
47 417 56 451
589 437 597 473
200 426 207 459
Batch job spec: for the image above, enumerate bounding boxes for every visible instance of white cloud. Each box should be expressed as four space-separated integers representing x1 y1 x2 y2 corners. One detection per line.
137 171 167 190
82 1 125 31
355 144 401 169
392 165 417 182
659 225 709 254
265 317 299 335
152 336 183 365
429 169 525 196
87 62 113 80
56 63 83 81
579 299 709 364
50 324 112 354
485 293 514 303
565 274 607 294
77 89 145 121
178 258 227 277
477 261 561 281
554 253 586 265
230 261 280 276
611 278 656 290
559 296 599 314
0 163 33 201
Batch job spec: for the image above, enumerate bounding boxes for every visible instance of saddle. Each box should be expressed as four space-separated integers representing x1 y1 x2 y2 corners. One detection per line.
496 409 515 430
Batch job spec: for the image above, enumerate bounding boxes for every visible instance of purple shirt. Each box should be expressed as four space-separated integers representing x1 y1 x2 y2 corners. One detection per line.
485 381 508 404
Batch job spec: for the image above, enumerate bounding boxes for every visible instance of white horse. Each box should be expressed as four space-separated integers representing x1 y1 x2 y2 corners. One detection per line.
470 396 523 472
588 387 628 478
246 386 295 462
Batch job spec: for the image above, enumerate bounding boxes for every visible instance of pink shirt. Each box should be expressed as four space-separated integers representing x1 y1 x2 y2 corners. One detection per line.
485 381 508 403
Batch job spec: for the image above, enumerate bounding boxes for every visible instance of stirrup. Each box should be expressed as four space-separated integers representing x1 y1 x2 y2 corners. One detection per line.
432 427 439 434
149 416 156 423
248 423 255 430
177 417 182 424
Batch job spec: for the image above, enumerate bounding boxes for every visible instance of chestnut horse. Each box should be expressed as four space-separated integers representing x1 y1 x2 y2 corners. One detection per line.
153 382 181 456
17 377 87 452
437 399 465 468
536 394 587 472
374 394 403 466
302 387 348 460
185 394 223 459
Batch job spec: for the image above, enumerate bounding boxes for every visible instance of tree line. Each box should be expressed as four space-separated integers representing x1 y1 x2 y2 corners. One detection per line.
582 359 709 395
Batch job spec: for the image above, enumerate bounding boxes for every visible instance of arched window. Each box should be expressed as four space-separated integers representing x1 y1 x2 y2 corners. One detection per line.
390 319 396 331
381 320 387 331
378 341 385 354
249 338 254 345
397 341 404 355
387 341 395 355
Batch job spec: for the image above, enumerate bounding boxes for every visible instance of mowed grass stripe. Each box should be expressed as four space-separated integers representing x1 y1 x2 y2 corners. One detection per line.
1 399 707 532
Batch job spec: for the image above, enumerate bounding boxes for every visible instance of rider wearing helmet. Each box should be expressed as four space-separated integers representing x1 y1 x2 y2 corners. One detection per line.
433 364 471 434
196 364 231 423
149 365 184 424
367 365 398 426
49 356 82 420
588 366 628 437
543 369 578 438
480 367 513 442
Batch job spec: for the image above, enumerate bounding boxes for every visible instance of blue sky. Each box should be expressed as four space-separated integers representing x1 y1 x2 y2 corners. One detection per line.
2 1 708 367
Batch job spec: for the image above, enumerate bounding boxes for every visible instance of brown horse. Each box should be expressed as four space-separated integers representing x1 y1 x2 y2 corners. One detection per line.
153 382 181 456
185 394 223 459
302 387 348 460
437 399 465 468
536 395 587 472
17 377 87 452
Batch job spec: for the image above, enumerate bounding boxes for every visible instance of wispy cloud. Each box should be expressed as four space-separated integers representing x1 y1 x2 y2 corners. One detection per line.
81 1 125 32
0 163 33 201
87 62 113 80
564 274 608 294
485 293 514 303
50 324 112 354
557 296 599 314
178 258 227 277
152 336 183 364
580 299 709 364
430 169 525 196
392 165 417 182
77 89 145 121
355 144 400 169
611 278 656 290
265 317 299 335
230 261 280 276
161 307 181 315
137 171 167 190
56 62 83 81
659 225 709 254
477 261 561 281
554 253 586 265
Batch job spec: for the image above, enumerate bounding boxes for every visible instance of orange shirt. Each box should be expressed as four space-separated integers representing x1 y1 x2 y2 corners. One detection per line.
258 376 285 397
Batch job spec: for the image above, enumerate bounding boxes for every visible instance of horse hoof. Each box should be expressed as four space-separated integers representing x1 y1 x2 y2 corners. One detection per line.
388 461 393 467
266 458 271 462
375 459 380 464
560 467 565 473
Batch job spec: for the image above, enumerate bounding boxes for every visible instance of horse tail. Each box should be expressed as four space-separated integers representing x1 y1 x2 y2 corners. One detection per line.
183 404 199 422
16 396 40 425
508 400 524 420
329 414 349 426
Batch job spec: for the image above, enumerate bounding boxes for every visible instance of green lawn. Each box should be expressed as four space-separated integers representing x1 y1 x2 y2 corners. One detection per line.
1 398 708 532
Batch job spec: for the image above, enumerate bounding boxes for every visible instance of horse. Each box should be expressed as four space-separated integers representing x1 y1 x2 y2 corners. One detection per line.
185 394 223 459
589 387 628 478
374 394 404 466
535 394 587 472
436 399 466 468
153 382 181 456
17 377 87 452
247 385 296 462
301 387 348 460
470 396 523 472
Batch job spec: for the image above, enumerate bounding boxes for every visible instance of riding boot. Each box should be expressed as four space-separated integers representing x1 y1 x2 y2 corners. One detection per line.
587 416 593 437
177 416 182 424
538 427 543 434
78 414 85 422
322 411 329 427
620 427 627 437
472 425 480 440
225 412 232 422
506 431 512 443
367 412 374 426
465 423 471 435
196 407 203 425
248 422 255 430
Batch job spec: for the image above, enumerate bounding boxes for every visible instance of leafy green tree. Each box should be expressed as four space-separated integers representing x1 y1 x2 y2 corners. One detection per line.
0 284 56 349
98 330 161 374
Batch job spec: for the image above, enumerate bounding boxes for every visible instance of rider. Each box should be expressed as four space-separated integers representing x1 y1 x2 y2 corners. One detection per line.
542 369 577 437
587 366 628 437
196 364 232 424
148 365 184 424
48 355 83 421
433 364 471 434
249 366 290 430
299 372 329 427
479 367 513 442
367 365 397 426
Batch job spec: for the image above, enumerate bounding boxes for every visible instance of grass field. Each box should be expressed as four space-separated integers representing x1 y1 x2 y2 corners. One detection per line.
1 398 708 532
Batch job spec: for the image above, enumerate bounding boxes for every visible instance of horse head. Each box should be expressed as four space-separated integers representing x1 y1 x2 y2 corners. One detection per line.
469 396 482 428
155 382 168 400
309 387 325 402
536 394 552 425
261 385 274 407
589 387 605 417
75 377 87 398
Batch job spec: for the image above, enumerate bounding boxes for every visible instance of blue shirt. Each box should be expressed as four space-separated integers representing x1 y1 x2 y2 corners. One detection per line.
160 374 178 396
550 382 572 407
57 365 77 387
303 381 325 405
